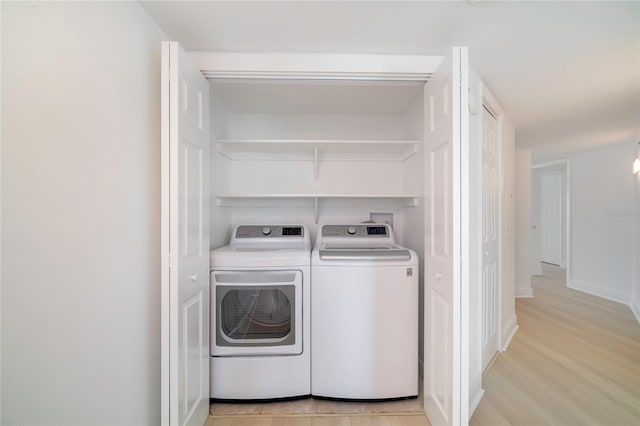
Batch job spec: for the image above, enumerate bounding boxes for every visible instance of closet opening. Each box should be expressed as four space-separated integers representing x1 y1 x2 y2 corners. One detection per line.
207 77 428 416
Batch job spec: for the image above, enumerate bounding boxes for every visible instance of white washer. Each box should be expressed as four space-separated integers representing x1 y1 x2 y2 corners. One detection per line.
311 224 419 400
210 225 311 399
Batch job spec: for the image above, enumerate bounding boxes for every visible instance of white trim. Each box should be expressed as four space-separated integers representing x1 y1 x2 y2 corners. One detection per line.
469 388 485 418
531 159 571 169
458 46 471 426
632 142 639 326
565 160 571 287
630 303 640 325
189 51 443 81
568 279 630 305
0 0 3 418
501 315 519 351
160 41 170 426
515 288 534 298
480 85 505 118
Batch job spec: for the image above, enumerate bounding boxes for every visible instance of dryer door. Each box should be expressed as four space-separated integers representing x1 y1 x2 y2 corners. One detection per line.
211 270 303 356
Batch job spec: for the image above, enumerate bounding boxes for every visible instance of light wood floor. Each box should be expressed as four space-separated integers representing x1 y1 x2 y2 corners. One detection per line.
206 264 639 426
205 413 430 426
471 264 640 425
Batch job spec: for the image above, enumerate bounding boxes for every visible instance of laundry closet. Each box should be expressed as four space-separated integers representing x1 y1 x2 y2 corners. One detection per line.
162 43 482 426
208 78 425 263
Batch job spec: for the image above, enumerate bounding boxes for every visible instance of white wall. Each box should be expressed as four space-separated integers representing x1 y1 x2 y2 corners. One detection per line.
632 142 640 322
514 150 533 297
500 117 518 345
569 142 636 304
1 2 166 424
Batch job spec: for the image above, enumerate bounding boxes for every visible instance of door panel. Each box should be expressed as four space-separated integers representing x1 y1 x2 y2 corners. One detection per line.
162 41 210 426
182 140 204 259
431 142 450 261
481 108 500 371
424 47 467 426
540 174 563 265
183 292 204 421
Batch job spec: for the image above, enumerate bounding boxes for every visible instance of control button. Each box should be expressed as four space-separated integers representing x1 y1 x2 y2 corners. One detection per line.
347 226 357 235
262 227 272 236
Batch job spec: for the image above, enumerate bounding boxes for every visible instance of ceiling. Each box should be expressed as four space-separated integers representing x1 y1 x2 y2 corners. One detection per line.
141 1 639 163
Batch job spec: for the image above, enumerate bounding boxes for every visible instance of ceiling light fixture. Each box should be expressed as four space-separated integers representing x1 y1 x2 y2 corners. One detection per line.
634 157 640 174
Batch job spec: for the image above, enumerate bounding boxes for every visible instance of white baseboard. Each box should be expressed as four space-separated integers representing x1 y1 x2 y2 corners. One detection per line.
630 302 640 325
469 388 485 419
515 287 534 298
568 279 629 305
502 315 519 351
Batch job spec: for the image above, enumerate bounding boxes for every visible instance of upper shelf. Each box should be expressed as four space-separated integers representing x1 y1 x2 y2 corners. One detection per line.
216 139 419 161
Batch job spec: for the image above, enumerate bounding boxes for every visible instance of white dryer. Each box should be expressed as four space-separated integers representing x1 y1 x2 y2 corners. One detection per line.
210 225 311 399
311 224 419 400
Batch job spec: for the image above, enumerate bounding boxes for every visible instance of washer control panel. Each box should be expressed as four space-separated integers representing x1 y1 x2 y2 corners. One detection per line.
322 224 389 238
235 225 304 238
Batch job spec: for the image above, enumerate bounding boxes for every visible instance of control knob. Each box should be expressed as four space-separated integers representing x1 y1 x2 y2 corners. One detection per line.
262 227 272 236
347 226 357 235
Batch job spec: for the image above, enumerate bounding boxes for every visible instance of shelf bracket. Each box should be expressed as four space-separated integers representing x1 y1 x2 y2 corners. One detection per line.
313 146 319 181
314 197 319 224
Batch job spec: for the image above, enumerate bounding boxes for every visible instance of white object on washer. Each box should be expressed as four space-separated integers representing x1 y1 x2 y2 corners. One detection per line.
311 224 419 400
210 225 310 399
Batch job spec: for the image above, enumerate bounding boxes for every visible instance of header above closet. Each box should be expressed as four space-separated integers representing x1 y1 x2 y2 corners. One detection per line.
189 51 443 81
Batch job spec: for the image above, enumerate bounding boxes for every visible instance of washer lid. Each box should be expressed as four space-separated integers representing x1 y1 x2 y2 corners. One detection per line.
318 243 411 261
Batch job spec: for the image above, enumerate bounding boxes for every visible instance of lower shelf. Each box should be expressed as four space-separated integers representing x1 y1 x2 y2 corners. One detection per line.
215 194 420 223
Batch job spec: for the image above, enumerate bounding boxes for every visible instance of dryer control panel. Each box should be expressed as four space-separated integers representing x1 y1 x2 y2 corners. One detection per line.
235 225 304 239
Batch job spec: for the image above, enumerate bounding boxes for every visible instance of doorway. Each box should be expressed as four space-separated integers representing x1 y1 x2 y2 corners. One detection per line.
531 161 569 286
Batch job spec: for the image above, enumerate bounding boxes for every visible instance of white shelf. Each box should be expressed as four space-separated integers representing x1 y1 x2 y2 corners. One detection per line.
216 193 420 223
216 139 419 162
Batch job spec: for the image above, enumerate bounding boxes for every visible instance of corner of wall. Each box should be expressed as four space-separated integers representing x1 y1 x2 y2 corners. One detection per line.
501 314 519 350
630 302 640 325
515 150 533 299
633 142 640 324
469 387 485 420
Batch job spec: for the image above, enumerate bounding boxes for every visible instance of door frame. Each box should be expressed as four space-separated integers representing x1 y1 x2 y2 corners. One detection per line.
531 159 571 284
161 41 211 426
539 173 563 266
169 48 473 425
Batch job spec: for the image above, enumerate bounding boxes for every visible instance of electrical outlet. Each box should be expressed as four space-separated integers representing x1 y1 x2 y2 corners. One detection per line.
369 212 393 229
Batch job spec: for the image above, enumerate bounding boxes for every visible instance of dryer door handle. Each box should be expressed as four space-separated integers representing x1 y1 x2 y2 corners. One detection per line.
190 274 198 282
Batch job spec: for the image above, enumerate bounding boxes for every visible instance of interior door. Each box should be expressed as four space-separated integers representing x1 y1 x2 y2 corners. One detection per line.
540 173 563 265
424 47 468 426
161 41 210 426
481 108 500 371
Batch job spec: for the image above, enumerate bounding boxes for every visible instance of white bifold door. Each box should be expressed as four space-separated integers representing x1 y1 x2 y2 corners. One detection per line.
481 108 500 371
161 41 211 426
423 47 470 426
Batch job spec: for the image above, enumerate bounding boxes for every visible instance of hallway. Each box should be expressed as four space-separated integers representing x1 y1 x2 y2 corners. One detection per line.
471 265 640 425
